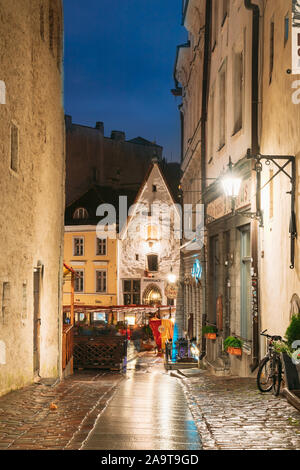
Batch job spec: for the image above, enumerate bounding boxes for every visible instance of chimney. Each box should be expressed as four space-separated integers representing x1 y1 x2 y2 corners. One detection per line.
95 121 104 134
111 130 125 142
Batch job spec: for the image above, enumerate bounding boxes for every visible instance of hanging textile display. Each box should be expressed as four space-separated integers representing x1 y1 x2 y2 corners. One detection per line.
149 318 162 350
160 319 174 351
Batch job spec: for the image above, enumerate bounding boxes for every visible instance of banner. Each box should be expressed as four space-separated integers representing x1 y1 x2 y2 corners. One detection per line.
149 318 162 350
292 0 300 74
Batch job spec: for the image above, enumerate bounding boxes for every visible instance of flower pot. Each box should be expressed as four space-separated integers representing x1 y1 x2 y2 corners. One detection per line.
227 346 242 356
205 333 217 340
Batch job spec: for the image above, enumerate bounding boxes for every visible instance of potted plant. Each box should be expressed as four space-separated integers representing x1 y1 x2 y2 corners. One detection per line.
285 314 300 348
202 325 217 340
224 336 243 356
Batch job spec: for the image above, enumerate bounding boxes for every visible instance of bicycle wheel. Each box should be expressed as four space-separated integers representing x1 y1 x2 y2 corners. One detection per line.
272 356 282 396
257 356 273 392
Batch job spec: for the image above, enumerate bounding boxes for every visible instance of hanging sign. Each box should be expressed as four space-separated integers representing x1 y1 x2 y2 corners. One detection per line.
165 283 178 299
292 0 300 74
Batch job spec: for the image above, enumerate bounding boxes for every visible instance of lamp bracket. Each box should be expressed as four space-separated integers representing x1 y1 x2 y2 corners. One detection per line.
246 149 296 269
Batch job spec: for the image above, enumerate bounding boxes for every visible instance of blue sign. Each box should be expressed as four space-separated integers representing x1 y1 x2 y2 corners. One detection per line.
191 259 202 281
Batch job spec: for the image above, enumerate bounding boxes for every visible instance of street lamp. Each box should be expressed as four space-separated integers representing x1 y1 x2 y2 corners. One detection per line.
167 267 177 284
221 157 242 210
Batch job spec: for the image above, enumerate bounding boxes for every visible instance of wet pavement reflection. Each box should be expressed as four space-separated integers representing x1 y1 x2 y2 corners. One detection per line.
82 353 202 450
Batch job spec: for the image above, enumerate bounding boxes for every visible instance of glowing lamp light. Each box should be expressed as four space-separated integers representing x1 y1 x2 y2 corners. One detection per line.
221 157 242 199
222 175 242 198
168 273 177 284
167 267 176 284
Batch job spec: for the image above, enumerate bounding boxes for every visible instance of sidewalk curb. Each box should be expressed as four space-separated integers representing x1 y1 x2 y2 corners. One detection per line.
170 371 219 450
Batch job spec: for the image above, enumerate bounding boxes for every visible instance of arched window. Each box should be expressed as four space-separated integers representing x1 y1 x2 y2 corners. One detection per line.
290 293 300 319
73 207 89 220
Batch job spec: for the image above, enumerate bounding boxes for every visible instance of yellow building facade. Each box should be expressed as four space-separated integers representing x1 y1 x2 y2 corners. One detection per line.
63 225 118 317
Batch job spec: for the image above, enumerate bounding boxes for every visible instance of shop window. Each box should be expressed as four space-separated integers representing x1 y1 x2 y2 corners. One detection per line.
240 226 251 340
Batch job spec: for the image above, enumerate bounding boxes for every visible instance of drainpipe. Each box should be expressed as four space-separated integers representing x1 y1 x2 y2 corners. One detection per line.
244 0 260 372
199 0 211 360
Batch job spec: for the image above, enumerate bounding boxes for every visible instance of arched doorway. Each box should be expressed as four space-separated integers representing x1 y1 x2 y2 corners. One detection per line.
142 284 162 306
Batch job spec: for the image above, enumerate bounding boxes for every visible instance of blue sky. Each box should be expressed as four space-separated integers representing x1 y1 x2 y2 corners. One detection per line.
63 0 187 162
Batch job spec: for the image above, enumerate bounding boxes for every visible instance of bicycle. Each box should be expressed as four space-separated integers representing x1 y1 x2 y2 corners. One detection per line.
256 329 285 396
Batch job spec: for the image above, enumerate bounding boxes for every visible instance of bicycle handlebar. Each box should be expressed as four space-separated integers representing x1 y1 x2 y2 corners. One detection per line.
260 330 282 341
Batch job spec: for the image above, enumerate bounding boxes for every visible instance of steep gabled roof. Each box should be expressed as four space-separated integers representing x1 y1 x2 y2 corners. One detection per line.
120 161 181 240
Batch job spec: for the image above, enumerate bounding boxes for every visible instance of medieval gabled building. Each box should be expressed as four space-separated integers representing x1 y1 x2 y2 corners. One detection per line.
118 160 181 325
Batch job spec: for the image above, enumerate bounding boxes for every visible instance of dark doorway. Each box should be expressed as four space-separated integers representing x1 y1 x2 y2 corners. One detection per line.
33 269 41 375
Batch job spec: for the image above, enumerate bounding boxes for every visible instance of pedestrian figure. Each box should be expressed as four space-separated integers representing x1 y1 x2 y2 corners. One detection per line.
131 325 144 352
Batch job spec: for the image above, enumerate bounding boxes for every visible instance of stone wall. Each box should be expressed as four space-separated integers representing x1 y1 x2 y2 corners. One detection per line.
0 0 65 395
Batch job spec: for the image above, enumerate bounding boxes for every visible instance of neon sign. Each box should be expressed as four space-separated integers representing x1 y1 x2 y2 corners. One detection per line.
191 259 202 281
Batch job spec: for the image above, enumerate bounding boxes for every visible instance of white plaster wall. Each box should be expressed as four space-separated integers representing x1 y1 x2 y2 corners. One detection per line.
259 0 300 343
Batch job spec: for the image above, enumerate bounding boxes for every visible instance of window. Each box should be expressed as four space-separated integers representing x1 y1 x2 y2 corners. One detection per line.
152 185 157 192
284 14 289 46
212 0 219 50
40 5 45 40
123 280 140 305
1 282 10 323
49 7 54 52
74 271 84 293
73 237 84 256
208 88 215 160
57 18 61 70
221 0 229 26
96 270 107 293
270 20 275 84
147 254 158 272
233 51 244 134
219 64 226 149
22 282 27 319
147 225 158 241
73 207 89 220
96 238 107 256
10 123 19 172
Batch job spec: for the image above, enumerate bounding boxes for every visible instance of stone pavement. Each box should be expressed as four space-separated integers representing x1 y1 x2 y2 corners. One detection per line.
82 354 201 451
0 370 123 450
175 369 300 450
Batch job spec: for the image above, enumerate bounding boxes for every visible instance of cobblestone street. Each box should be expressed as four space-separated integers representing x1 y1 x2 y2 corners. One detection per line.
175 369 300 450
0 354 300 451
0 370 123 450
